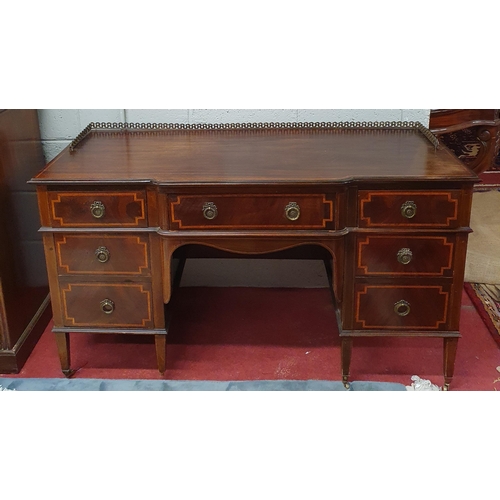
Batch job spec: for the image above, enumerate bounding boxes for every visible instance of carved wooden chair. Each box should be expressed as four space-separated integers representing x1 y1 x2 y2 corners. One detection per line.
429 109 500 175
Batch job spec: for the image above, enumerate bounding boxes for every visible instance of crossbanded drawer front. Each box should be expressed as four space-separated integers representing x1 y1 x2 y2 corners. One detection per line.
169 194 334 229
354 284 451 330
61 282 154 328
358 191 460 228
356 235 455 277
48 191 147 227
54 234 150 277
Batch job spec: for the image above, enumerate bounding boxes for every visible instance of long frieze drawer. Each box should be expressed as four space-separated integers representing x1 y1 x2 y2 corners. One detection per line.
354 284 451 330
356 235 455 277
169 194 335 229
54 234 150 277
358 191 460 228
48 191 148 227
61 282 154 328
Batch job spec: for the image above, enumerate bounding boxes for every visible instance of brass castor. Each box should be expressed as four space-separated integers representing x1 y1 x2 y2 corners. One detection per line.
62 369 76 378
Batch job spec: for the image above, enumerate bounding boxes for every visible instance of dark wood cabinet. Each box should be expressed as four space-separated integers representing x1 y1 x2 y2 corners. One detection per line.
31 122 478 389
0 109 51 373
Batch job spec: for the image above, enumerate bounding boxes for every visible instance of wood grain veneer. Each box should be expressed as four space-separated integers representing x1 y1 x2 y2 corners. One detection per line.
31 128 474 185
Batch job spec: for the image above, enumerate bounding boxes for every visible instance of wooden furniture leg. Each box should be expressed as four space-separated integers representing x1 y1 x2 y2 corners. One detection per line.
54 331 75 378
443 337 459 391
155 334 166 375
155 255 185 375
341 338 353 389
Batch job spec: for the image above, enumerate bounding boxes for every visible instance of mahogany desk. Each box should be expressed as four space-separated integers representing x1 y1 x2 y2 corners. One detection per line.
30 122 478 389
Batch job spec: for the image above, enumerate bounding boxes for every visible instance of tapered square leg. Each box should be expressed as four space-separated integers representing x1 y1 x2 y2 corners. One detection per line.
155 334 166 375
54 331 75 378
341 337 353 389
443 337 458 391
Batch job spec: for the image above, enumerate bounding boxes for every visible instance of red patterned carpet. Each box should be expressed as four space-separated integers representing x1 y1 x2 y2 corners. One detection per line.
2 286 499 391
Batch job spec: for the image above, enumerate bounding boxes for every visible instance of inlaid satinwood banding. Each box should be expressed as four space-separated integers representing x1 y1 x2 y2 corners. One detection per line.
55 234 150 276
355 285 449 330
356 235 454 276
61 282 153 328
359 191 459 228
170 194 334 230
50 191 147 227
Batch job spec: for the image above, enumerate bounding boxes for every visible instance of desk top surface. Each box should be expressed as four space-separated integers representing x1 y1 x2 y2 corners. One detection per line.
32 127 477 185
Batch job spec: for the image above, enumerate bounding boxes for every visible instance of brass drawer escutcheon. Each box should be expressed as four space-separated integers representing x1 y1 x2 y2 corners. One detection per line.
401 201 417 219
90 200 105 219
95 246 110 263
394 300 411 317
397 248 413 265
100 298 115 314
202 202 218 220
285 202 300 221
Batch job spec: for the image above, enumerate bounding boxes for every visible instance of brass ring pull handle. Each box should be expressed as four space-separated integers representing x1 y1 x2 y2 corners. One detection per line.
90 201 105 219
394 300 411 317
285 202 300 221
95 246 110 263
202 202 218 220
401 201 416 219
397 248 413 265
100 298 115 314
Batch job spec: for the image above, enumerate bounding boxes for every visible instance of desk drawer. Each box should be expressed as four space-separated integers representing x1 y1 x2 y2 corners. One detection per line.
60 282 154 328
354 284 451 330
169 194 334 229
358 191 460 228
54 234 150 277
356 235 455 277
48 191 147 227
